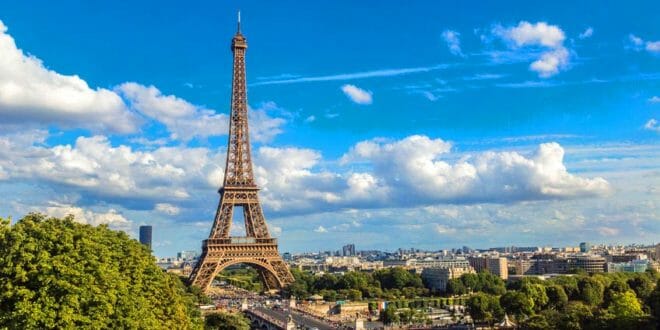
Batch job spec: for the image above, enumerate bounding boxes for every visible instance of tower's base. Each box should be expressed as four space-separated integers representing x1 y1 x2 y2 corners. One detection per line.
189 237 294 292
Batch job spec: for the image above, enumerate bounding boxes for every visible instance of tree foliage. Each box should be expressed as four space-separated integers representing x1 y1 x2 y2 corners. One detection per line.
0 213 202 329
607 290 644 318
204 311 249 330
284 267 426 300
466 293 502 324
500 291 534 317
578 277 604 306
545 285 568 310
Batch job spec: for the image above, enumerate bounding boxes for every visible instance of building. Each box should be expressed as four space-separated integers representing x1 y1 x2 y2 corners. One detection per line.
468 257 508 279
421 265 475 292
607 260 649 273
570 255 605 273
342 244 356 256
579 242 591 253
413 258 471 273
512 259 534 275
139 225 152 250
177 250 198 261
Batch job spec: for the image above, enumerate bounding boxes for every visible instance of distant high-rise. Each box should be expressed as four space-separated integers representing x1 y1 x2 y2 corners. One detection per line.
139 225 152 250
342 244 356 256
579 242 591 253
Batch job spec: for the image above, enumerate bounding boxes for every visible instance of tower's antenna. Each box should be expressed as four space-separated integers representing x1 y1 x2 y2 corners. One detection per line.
237 10 241 33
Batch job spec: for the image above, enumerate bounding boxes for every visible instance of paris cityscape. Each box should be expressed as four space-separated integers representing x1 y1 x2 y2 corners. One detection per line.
0 1 659 329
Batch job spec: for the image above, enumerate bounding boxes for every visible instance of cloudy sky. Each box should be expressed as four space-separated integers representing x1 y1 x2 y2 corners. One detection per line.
0 1 658 256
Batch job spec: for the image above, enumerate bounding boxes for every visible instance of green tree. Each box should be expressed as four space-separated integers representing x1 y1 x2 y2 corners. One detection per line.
627 274 654 300
500 291 534 317
649 280 660 323
548 275 579 300
477 271 506 295
204 311 250 330
461 273 480 292
381 304 399 325
0 213 202 329
607 290 645 318
578 277 604 306
604 279 629 307
447 278 467 295
521 283 549 311
520 315 550 330
467 293 503 324
314 273 338 291
545 285 568 310
346 289 362 301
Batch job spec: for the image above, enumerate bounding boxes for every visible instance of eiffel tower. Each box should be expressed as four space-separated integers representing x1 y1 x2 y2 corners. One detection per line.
189 14 294 292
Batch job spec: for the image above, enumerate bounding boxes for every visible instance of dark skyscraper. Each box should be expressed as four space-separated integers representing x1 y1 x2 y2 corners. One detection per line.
139 225 152 250
343 244 356 256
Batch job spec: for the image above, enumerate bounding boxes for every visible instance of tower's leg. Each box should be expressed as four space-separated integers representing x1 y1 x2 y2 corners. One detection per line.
190 258 220 291
258 269 280 291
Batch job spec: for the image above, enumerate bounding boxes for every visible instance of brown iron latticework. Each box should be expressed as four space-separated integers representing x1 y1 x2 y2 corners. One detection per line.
189 15 294 292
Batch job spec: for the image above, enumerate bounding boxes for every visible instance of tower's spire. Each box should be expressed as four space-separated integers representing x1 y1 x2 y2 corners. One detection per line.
237 10 241 34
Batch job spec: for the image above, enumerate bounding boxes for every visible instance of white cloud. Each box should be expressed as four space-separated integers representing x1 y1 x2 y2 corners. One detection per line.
649 96 660 103
341 135 610 203
628 34 660 54
629 34 644 46
41 201 131 228
492 21 571 77
441 30 463 56
0 131 612 218
304 115 316 123
496 21 565 48
435 224 457 235
579 27 593 39
597 226 620 236
647 41 660 53
645 119 660 133
314 226 327 233
529 48 569 78
341 84 373 105
0 20 138 133
0 133 223 204
248 102 287 143
154 203 180 215
116 83 286 143
117 83 228 141
252 65 447 86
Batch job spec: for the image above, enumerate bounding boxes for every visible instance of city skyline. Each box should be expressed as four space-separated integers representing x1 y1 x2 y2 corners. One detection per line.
0 1 658 257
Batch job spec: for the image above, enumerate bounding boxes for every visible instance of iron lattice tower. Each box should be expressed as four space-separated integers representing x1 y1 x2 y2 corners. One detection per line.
189 16 294 292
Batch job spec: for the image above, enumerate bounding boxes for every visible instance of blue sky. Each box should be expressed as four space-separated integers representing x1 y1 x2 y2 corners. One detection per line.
0 1 658 256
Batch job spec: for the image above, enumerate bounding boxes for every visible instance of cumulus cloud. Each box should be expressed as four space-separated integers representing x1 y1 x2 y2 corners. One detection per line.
154 203 180 215
341 84 373 104
441 30 464 56
645 119 660 133
0 133 223 205
628 34 660 54
0 131 611 217
492 21 570 77
40 201 131 228
579 27 593 39
117 83 228 141
314 226 327 233
649 96 660 103
248 102 287 143
341 135 610 204
0 20 138 133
